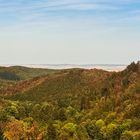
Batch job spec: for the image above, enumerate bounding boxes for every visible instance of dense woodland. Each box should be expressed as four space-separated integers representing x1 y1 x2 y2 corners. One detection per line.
0 62 140 140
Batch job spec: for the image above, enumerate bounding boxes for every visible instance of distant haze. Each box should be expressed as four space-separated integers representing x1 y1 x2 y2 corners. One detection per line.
0 0 140 64
0 64 126 72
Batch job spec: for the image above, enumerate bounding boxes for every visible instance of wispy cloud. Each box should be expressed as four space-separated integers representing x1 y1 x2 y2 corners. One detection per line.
0 0 140 29
0 0 118 13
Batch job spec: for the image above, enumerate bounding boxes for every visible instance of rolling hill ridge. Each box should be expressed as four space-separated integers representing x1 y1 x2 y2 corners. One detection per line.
0 62 140 140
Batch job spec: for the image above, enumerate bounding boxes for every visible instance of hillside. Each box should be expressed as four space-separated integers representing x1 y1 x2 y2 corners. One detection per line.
0 62 140 140
4 69 110 102
0 66 57 80
0 66 58 90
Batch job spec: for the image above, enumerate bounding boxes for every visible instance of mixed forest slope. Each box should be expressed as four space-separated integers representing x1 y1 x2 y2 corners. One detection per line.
6 69 111 102
0 66 57 90
0 66 57 81
0 62 140 140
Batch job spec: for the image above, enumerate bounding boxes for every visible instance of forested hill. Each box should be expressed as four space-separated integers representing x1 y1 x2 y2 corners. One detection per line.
0 62 140 140
0 66 58 90
0 66 57 81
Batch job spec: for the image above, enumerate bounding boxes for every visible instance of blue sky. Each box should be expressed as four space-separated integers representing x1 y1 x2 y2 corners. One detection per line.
0 0 140 64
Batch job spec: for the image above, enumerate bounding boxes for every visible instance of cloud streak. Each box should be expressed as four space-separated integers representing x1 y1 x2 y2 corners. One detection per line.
0 0 140 32
0 0 139 16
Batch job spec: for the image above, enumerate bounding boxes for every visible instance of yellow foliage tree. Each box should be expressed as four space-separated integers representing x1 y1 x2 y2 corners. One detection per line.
3 119 25 140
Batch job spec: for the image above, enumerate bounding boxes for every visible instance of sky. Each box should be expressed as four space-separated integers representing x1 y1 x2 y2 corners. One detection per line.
0 0 140 64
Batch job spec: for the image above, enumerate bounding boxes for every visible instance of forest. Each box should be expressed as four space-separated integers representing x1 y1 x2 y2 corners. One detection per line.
0 62 140 140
